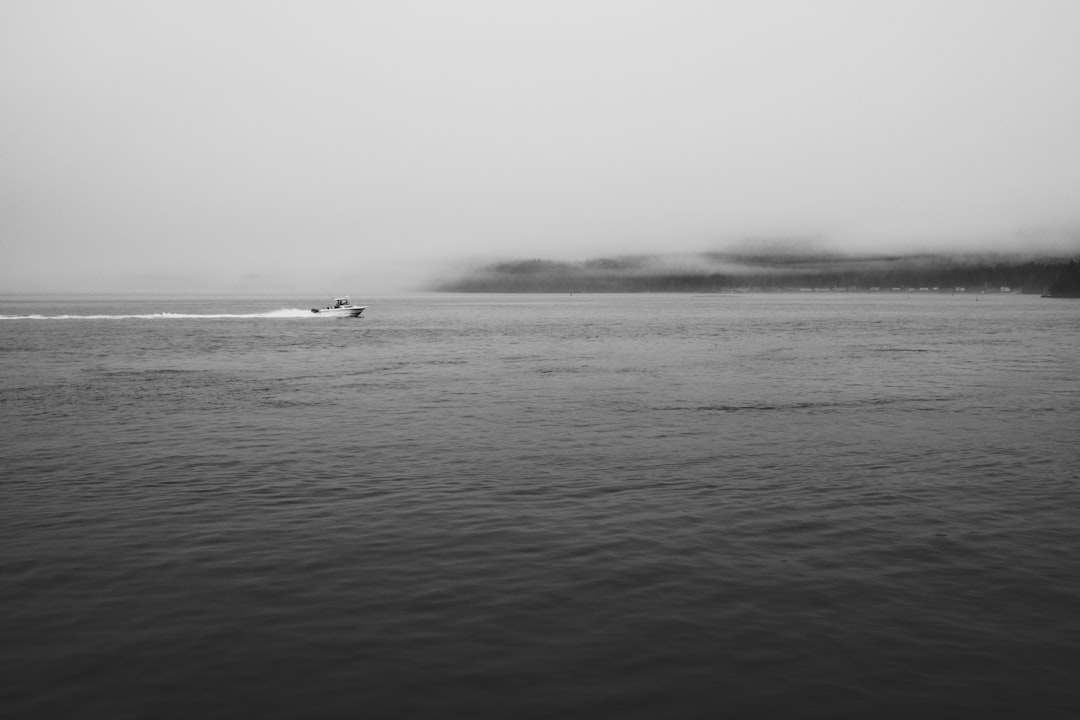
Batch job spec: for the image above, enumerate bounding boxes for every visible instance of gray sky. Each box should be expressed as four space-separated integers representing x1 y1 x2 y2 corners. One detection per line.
3 0 1079 293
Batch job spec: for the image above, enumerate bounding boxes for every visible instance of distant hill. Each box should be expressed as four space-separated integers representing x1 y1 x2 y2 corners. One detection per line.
434 251 1080 294
1044 260 1080 298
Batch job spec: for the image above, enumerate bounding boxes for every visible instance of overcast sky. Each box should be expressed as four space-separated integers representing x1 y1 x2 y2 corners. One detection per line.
3 0 1079 293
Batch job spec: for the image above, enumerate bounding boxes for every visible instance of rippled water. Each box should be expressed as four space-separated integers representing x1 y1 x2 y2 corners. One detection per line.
3 292 1079 718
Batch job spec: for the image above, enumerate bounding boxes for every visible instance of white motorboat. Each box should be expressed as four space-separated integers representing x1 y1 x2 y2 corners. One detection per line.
311 297 367 317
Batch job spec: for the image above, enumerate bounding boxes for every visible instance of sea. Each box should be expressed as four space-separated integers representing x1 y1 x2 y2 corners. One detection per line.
2 292 1078 719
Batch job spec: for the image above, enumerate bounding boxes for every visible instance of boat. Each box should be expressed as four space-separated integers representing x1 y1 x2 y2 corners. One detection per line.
311 297 367 317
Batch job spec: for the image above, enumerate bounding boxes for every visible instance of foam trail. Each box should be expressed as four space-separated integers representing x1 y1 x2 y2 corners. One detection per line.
0 309 318 320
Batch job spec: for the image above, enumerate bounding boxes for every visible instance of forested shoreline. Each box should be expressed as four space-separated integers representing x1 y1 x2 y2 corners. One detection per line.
435 252 1080 296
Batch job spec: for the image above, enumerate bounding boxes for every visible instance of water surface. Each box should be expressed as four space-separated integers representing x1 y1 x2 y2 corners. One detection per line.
2 293 1079 718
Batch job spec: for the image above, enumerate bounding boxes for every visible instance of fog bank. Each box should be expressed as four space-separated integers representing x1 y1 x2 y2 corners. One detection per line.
3 1 1079 293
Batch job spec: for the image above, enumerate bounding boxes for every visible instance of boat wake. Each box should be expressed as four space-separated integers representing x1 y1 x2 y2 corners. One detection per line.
0 309 317 320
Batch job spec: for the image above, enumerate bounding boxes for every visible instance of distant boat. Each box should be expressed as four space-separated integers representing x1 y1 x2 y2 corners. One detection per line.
311 297 366 317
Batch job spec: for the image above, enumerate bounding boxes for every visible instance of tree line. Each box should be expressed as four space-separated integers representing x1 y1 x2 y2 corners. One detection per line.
435 254 1080 295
